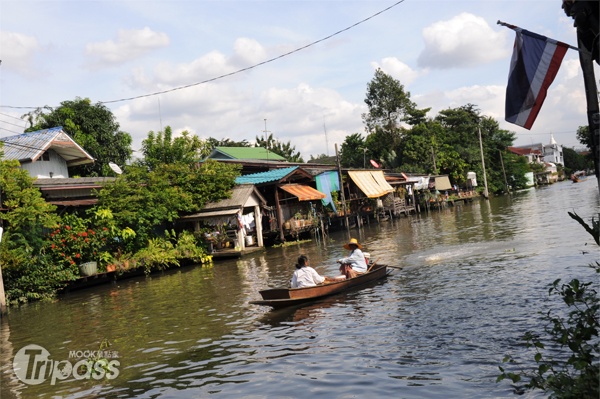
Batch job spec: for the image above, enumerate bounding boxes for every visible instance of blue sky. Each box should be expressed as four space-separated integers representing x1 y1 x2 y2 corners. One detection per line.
1 0 596 160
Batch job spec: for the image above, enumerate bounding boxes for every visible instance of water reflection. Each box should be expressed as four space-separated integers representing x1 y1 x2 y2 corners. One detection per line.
1 180 598 398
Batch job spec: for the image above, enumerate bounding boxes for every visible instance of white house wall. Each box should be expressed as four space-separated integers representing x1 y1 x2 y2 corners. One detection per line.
21 149 69 179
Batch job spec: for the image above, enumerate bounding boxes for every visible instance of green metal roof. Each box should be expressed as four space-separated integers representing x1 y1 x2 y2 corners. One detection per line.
235 166 299 185
210 146 285 161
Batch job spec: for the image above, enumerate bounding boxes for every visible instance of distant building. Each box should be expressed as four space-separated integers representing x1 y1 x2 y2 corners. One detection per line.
508 135 563 165
206 146 285 162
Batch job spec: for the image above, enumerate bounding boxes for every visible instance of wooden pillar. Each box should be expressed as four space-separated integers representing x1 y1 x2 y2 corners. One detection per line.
275 187 285 242
255 205 264 247
335 144 350 235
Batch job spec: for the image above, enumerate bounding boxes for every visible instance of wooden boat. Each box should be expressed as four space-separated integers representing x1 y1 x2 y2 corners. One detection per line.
249 264 390 309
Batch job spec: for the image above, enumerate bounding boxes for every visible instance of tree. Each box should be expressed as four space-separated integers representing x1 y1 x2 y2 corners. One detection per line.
24 97 132 177
362 68 418 133
0 153 81 303
576 125 593 150
97 159 241 252
139 126 209 170
339 133 365 168
563 147 591 175
255 133 304 162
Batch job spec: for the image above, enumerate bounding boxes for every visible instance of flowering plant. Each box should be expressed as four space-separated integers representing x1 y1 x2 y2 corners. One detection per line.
45 214 108 268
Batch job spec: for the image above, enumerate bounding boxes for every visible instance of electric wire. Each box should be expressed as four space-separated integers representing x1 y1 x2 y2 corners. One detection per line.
0 0 407 109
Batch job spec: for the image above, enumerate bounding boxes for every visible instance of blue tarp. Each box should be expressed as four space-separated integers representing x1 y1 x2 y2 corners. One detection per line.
315 171 340 212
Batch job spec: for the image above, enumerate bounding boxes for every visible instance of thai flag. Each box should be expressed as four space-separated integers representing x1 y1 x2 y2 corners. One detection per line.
505 28 569 129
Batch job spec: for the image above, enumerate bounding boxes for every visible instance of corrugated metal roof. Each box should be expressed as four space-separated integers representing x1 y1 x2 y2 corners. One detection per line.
1 127 94 166
180 184 267 219
210 147 285 161
280 184 326 201
203 184 266 210
235 166 298 185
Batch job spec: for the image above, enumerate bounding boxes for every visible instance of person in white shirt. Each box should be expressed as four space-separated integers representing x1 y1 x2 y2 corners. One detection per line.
290 255 331 288
338 238 368 279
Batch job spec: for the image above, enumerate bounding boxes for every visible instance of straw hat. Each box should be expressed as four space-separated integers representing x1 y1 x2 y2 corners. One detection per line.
343 238 362 250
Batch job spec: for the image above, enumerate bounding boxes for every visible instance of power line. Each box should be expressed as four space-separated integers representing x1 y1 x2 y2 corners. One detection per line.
0 112 24 121
0 119 26 129
0 1 406 109
0 126 23 135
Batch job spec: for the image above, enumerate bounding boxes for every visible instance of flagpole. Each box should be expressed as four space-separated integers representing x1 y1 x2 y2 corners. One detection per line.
497 20 582 52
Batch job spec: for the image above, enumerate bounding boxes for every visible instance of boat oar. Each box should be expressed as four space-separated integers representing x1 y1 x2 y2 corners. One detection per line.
367 258 379 273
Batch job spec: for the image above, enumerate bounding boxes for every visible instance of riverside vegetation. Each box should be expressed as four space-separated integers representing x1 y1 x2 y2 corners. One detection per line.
0 153 241 305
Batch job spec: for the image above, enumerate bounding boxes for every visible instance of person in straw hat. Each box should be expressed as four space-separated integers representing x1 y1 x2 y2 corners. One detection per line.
337 238 368 279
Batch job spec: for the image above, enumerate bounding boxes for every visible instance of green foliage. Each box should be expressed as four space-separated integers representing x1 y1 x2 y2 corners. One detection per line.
498 213 599 398
2 255 79 304
97 159 240 252
362 68 418 132
255 133 304 162
139 126 209 169
339 133 365 168
0 157 74 304
563 147 592 175
134 237 179 273
0 159 59 251
24 97 132 177
173 230 212 264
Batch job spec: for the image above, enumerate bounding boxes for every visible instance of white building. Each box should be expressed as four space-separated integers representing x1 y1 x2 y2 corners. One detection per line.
542 135 563 165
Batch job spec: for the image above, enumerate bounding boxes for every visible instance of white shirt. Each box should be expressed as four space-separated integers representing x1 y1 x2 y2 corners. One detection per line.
291 266 325 288
339 248 368 272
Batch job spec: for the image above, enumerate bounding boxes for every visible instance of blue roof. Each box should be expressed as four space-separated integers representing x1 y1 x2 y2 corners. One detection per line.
235 166 299 185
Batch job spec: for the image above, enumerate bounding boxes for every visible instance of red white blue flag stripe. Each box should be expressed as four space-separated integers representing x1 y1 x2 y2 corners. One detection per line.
505 28 569 129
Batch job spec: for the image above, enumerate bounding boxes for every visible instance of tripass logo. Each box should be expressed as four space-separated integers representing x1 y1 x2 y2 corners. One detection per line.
13 344 120 385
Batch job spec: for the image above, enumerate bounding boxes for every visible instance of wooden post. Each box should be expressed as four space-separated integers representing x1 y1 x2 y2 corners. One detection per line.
275 187 285 242
335 144 350 235
499 150 510 194
576 36 600 196
0 226 6 316
478 126 489 199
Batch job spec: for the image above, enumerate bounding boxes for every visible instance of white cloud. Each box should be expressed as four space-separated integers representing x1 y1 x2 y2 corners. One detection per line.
0 31 41 76
231 37 267 67
371 57 424 85
418 13 510 69
85 27 169 67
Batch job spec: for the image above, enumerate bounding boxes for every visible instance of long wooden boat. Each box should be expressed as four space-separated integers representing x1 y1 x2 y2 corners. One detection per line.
249 264 390 309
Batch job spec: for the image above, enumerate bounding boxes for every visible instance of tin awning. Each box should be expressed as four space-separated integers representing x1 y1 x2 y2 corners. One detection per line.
348 171 394 198
180 207 240 221
280 184 326 201
435 176 452 190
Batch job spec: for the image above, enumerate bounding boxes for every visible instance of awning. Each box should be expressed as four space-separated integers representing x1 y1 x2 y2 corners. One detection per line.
435 176 452 191
348 171 394 198
180 208 240 220
280 184 326 201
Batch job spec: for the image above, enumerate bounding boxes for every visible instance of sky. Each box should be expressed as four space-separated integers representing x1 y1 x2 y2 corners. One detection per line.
1 0 597 161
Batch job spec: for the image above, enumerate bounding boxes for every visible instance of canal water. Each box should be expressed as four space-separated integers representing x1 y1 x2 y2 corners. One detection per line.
1 179 598 398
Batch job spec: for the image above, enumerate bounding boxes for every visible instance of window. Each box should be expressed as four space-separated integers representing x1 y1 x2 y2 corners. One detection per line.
42 151 50 161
